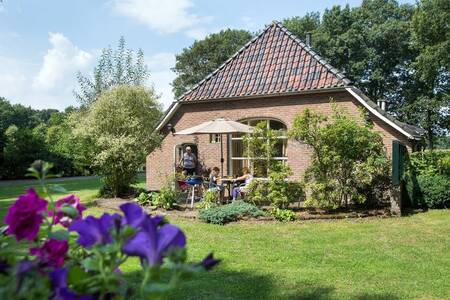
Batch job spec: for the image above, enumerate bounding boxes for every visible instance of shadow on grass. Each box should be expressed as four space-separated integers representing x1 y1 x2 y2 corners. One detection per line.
125 269 337 300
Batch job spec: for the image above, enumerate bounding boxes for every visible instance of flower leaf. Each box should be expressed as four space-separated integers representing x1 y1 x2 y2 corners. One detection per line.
49 185 67 193
49 230 70 241
82 257 100 271
68 266 90 285
60 205 78 218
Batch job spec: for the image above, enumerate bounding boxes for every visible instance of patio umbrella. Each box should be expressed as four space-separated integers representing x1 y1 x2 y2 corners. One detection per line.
175 118 253 177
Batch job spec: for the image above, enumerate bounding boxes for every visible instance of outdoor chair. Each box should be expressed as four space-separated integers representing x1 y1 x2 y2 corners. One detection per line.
185 176 204 209
232 182 248 200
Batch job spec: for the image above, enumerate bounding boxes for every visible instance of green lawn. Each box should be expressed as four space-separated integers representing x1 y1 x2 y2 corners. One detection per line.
0 175 145 220
1 177 450 299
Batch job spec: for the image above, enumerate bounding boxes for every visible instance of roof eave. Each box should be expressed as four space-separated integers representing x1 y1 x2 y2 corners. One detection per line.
346 86 424 140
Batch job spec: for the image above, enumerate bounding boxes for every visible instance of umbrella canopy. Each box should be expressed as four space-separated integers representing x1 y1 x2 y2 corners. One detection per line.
174 118 253 135
174 118 253 177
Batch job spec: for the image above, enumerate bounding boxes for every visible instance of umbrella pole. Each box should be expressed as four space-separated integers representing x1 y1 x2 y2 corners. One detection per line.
220 134 224 177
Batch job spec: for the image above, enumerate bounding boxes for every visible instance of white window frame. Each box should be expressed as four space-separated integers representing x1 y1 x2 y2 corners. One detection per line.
209 133 221 144
229 118 288 177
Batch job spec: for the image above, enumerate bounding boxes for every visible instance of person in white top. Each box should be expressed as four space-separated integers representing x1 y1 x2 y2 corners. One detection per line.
178 146 197 175
232 167 253 201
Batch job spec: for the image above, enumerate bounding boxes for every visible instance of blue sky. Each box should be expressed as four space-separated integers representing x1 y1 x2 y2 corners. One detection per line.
0 0 414 110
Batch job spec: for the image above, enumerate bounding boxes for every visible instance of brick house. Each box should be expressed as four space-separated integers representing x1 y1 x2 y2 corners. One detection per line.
146 22 423 190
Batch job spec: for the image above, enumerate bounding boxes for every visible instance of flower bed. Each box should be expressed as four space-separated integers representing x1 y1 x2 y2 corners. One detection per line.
0 161 219 299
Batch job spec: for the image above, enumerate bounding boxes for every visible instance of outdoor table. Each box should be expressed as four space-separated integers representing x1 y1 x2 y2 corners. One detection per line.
219 178 238 202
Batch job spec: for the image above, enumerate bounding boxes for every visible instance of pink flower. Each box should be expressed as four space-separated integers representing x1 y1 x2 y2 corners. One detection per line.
4 189 48 241
30 239 68 268
50 195 86 228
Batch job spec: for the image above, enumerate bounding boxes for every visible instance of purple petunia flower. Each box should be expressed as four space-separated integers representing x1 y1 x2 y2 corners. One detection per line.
119 202 147 228
197 253 221 271
69 214 121 248
4 189 48 241
119 202 164 229
30 238 68 268
16 260 36 292
50 195 86 228
50 268 92 300
122 216 186 266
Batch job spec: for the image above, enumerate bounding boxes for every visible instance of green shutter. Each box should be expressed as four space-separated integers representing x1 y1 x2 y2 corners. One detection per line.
392 140 406 186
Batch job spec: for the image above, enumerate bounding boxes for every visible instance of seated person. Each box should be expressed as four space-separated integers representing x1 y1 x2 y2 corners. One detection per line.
232 167 253 201
208 167 224 191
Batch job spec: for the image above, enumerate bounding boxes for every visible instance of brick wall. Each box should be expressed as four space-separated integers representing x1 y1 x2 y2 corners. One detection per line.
146 91 412 190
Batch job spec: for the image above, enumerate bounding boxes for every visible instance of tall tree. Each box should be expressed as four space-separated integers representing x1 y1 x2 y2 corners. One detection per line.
403 0 449 148
282 12 321 40
75 37 149 107
172 29 253 98
73 86 162 197
0 98 87 179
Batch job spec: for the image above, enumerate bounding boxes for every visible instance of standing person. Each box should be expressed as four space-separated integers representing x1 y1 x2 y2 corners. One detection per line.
179 146 197 175
232 167 253 201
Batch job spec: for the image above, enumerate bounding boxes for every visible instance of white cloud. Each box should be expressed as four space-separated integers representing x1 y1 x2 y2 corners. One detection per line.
146 52 176 109
113 0 212 38
0 33 176 111
0 57 28 97
32 32 92 91
0 33 95 110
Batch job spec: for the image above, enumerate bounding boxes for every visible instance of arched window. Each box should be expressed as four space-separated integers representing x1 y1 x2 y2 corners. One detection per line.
229 119 288 177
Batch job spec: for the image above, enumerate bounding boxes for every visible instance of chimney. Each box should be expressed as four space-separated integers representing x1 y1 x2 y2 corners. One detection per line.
305 32 312 47
377 99 387 111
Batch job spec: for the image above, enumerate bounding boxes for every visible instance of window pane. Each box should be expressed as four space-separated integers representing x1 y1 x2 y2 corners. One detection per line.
232 159 249 177
229 118 289 177
252 159 268 177
232 139 244 157
270 120 286 131
249 119 267 127
209 134 221 143
274 139 286 157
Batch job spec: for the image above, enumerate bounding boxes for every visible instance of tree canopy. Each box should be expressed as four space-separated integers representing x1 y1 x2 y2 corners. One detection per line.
0 98 84 179
73 86 163 196
75 37 149 107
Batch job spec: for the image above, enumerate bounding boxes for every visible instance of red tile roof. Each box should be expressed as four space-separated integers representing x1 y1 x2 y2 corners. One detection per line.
179 21 351 102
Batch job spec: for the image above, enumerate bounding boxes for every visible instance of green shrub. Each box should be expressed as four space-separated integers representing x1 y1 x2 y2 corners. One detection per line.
408 150 450 176
271 208 296 222
289 104 389 208
197 190 219 210
267 164 304 209
135 191 153 206
246 165 304 208
405 174 450 208
199 200 265 225
153 187 178 210
246 179 269 206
